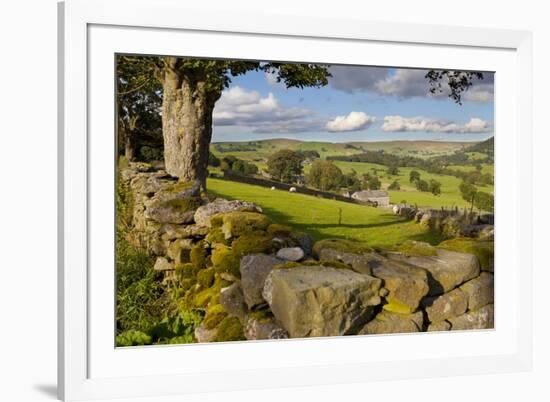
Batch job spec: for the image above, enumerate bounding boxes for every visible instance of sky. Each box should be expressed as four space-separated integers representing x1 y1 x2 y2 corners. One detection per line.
212 64 494 143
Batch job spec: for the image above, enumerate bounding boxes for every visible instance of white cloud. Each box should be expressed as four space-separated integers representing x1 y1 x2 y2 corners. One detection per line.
382 115 492 133
326 111 376 132
463 117 492 132
375 69 432 98
330 66 493 103
213 86 320 133
463 84 494 102
329 66 389 93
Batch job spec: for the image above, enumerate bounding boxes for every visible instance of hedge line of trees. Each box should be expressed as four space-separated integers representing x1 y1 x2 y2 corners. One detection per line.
327 148 493 187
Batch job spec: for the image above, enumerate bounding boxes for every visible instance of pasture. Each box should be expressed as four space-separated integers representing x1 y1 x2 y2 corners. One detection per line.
207 178 443 247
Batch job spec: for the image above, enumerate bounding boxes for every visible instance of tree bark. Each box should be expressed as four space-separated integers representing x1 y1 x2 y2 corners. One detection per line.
162 58 219 191
124 130 135 161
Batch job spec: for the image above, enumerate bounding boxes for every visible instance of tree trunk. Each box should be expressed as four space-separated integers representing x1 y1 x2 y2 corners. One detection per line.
124 130 135 161
162 58 219 191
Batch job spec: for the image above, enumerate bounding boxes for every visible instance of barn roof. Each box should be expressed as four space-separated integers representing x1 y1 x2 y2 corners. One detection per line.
352 190 389 198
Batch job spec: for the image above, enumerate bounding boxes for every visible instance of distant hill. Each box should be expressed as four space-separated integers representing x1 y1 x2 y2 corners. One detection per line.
465 137 494 154
211 138 477 159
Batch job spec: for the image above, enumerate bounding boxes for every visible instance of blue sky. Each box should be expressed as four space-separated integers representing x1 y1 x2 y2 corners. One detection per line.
212 65 494 143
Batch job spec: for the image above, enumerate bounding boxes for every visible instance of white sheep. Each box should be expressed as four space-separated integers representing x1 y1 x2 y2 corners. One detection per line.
271 186 276 190
289 187 297 192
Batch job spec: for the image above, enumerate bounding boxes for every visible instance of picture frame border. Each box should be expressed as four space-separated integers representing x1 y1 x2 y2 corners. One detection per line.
58 0 533 400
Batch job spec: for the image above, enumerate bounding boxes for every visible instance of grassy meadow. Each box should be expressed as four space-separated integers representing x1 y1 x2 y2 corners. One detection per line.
210 138 494 210
207 178 443 247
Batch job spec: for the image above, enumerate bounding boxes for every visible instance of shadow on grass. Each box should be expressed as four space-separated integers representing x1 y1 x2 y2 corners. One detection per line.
208 189 443 246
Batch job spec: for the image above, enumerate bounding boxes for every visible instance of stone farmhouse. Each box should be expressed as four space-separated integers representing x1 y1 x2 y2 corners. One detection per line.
351 190 390 207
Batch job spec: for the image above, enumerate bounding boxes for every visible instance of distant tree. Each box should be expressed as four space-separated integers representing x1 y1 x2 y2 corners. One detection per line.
367 176 382 190
387 165 399 176
208 153 221 167
298 150 321 160
474 191 494 213
267 149 304 183
388 180 401 190
415 179 429 192
306 160 344 191
342 169 362 192
465 170 482 185
219 160 231 172
459 181 478 212
409 170 421 183
429 179 442 196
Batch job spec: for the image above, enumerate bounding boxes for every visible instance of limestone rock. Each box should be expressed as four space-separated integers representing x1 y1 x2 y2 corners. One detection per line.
144 197 199 224
459 272 494 310
194 323 217 343
194 198 262 227
160 224 209 241
244 317 289 341
371 258 429 314
290 232 314 256
276 247 305 262
449 304 494 330
263 266 382 338
387 248 480 296
220 212 270 239
153 256 174 271
427 321 452 332
317 248 379 275
422 288 468 323
166 238 194 264
359 310 424 335
239 254 282 309
219 282 248 323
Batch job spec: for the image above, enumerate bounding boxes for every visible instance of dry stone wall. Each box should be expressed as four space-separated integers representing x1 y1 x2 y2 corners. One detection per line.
119 163 494 343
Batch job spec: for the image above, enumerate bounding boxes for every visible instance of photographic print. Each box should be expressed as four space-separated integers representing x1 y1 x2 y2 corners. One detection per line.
115 55 494 347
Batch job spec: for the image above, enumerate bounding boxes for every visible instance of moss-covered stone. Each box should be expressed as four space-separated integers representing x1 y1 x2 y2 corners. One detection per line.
209 214 224 228
197 267 215 288
231 232 273 257
203 304 228 330
214 316 245 342
267 223 292 236
211 245 240 277
161 197 201 212
312 239 374 258
273 260 352 270
175 263 198 279
167 239 193 264
393 240 437 256
248 308 274 323
190 240 208 270
383 298 417 315
205 227 230 246
220 211 270 239
437 238 494 271
193 284 220 308
164 180 193 194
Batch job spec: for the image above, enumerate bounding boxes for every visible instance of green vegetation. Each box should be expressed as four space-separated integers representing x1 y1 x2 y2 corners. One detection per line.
306 159 344 191
207 178 443 247
437 237 494 271
266 149 304 182
392 240 437 256
333 160 493 209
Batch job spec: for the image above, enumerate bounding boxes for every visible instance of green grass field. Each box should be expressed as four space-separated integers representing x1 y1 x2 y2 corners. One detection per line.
332 161 494 209
210 138 494 210
207 178 443 247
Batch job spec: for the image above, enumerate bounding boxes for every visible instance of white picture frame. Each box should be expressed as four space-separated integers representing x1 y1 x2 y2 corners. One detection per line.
58 0 533 400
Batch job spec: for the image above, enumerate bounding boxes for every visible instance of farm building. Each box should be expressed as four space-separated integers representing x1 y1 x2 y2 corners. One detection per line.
351 190 390 207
